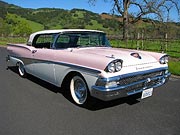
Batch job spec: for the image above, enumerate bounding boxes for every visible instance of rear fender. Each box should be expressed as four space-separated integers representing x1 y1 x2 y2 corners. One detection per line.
8 56 24 67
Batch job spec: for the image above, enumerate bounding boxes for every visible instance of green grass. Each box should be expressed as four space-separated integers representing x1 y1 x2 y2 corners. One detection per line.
7 13 44 32
169 61 180 76
85 20 106 31
111 39 180 57
26 19 44 32
0 37 27 45
16 15 44 32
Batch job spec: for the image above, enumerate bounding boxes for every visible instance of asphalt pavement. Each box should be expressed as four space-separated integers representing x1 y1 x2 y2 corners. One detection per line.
0 47 180 135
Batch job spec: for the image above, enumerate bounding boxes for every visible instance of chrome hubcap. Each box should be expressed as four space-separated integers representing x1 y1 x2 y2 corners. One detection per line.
70 76 88 105
74 79 87 102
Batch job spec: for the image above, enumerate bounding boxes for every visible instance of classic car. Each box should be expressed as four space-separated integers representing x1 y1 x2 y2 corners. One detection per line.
7 29 171 105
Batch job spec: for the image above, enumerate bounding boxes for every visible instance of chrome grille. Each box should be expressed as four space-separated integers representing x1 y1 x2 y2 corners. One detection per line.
118 71 163 86
118 70 164 92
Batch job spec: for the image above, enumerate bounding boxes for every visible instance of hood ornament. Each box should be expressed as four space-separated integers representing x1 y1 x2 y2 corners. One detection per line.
110 54 115 58
106 54 115 59
130 52 142 59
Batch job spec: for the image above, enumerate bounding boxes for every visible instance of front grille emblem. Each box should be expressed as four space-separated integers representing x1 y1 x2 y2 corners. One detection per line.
147 78 151 83
144 78 151 89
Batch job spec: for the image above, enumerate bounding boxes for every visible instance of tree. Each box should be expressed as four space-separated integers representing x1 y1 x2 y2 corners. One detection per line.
89 0 180 41
0 17 11 36
5 13 32 36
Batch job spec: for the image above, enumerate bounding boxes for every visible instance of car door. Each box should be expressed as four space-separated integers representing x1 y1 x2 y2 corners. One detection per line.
30 34 56 85
31 48 56 85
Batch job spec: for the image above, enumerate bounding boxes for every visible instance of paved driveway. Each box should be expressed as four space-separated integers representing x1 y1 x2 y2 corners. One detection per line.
0 47 180 135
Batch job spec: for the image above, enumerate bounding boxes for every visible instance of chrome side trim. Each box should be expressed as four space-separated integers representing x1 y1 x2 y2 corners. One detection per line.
7 44 32 52
53 61 101 76
8 55 101 76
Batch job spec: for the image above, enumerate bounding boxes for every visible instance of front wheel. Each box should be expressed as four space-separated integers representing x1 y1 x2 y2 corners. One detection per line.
70 75 89 105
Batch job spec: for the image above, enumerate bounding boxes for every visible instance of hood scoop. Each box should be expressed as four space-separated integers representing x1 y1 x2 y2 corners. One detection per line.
130 52 142 59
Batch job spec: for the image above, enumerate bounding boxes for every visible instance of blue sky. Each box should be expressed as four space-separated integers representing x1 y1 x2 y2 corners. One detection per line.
2 0 113 14
2 0 179 22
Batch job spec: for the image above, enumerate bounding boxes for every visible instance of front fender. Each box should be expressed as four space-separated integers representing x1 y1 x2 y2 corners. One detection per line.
53 63 100 90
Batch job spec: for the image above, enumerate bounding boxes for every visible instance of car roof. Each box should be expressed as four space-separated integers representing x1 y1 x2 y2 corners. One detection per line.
27 29 105 45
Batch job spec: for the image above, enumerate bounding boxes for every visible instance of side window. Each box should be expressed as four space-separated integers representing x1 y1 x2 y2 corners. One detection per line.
77 34 100 46
89 35 100 45
55 35 70 48
56 35 70 44
33 34 56 48
77 35 89 46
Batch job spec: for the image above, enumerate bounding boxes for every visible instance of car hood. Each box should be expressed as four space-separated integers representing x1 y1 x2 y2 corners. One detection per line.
72 47 159 67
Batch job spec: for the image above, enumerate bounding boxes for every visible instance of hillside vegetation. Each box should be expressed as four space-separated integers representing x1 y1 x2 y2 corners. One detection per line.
0 0 180 39
0 1 120 35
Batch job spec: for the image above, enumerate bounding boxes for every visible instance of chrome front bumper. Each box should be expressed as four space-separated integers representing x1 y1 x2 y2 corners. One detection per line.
91 68 171 101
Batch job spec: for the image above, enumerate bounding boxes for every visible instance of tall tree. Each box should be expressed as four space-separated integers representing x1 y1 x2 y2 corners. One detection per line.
89 0 180 40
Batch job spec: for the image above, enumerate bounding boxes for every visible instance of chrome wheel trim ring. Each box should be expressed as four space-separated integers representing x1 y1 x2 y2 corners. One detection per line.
18 63 25 76
70 76 88 105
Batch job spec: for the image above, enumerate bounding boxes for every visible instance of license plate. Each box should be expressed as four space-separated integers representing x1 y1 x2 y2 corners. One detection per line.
141 88 153 99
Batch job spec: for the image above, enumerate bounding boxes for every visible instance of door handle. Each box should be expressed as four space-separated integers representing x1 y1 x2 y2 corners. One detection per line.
32 50 37 54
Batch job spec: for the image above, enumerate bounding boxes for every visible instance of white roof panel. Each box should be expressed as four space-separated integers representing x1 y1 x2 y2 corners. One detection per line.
27 29 104 44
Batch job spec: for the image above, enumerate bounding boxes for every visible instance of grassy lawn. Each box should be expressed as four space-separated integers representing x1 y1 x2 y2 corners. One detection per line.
168 61 180 76
0 37 27 45
111 39 180 57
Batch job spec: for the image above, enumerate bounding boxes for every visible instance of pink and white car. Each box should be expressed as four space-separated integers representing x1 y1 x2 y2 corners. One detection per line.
7 29 170 105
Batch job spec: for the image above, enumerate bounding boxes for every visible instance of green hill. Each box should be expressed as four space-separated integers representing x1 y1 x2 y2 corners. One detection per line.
0 0 121 35
0 0 180 38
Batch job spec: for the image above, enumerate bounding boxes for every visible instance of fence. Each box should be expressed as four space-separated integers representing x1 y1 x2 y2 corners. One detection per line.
108 34 180 58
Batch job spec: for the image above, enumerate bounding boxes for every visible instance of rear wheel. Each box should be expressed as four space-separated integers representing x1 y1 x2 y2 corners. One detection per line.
70 75 88 105
18 62 26 77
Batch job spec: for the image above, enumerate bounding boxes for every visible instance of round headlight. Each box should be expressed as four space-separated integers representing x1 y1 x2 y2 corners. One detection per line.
107 62 115 73
159 58 165 64
106 59 123 73
115 61 122 71
159 55 169 64
164 56 168 63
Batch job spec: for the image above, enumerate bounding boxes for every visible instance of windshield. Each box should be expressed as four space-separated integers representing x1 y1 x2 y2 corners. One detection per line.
54 32 111 49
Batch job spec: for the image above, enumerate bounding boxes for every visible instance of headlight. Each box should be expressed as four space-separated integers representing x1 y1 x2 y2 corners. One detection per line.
159 55 169 64
115 61 122 72
106 59 123 73
107 62 115 73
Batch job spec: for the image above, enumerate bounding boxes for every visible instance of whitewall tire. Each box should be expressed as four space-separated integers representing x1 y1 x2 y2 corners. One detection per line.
18 62 26 77
70 75 88 105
